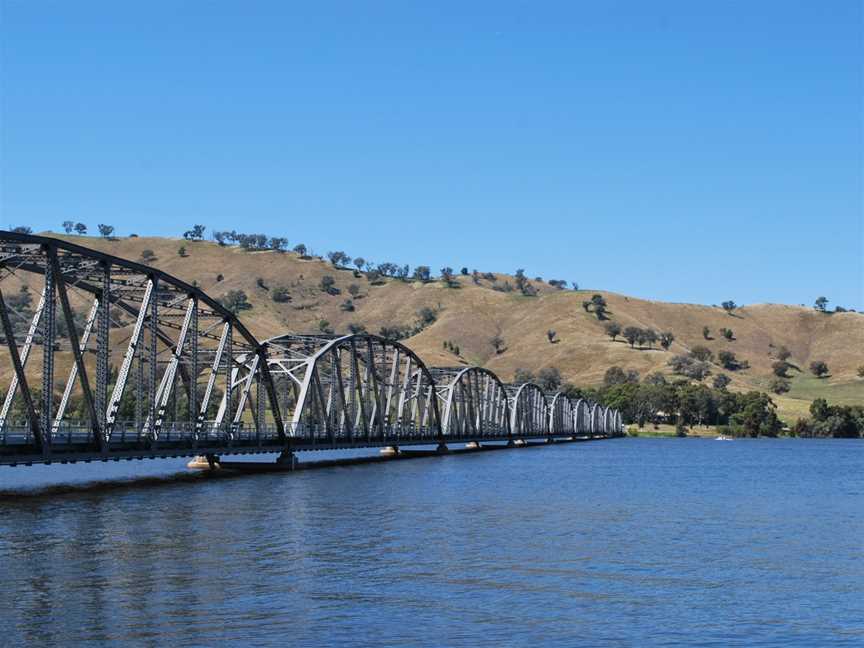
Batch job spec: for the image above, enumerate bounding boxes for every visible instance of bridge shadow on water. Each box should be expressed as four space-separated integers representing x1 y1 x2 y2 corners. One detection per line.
0 437 603 502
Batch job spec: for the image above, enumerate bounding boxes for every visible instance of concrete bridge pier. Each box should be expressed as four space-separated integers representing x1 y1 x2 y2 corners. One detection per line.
276 450 297 469
186 454 221 470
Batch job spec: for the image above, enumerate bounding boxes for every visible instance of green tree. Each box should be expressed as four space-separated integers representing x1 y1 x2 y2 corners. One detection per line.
62 220 74 234
320 275 337 294
690 345 713 362
721 300 737 314
218 290 252 314
536 367 562 392
814 296 829 312
547 329 557 343
659 331 675 350
604 366 628 386
622 326 641 348
712 374 731 390
97 224 115 238
490 335 506 354
809 360 829 378
702 326 711 340
440 267 456 287
74 222 87 235
604 321 621 341
770 377 790 394
772 360 790 378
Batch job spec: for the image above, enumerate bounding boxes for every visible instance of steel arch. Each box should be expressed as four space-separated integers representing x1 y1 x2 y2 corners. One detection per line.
258 333 442 443
548 392 576 436
432 366 511 439
573 399 591 436
508 383 548 437
0 231 284 459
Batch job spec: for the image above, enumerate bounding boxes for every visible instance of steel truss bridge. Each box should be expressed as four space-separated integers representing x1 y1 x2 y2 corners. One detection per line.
0 231 623 468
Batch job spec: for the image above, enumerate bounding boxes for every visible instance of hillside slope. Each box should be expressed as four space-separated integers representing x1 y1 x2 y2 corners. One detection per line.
14 234 864 422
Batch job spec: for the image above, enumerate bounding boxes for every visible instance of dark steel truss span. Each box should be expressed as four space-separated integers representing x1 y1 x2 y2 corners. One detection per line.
0 231 623 467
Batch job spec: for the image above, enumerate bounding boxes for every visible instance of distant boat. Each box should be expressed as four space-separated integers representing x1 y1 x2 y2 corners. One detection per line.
715 435 733 441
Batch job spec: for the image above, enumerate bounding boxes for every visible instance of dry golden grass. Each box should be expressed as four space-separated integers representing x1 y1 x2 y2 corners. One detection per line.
7 233 863 423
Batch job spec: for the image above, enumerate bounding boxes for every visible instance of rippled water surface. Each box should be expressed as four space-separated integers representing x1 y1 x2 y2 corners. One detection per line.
1 438 862 647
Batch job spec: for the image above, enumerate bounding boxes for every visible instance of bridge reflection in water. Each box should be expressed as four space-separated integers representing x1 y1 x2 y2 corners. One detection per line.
0 231 623 469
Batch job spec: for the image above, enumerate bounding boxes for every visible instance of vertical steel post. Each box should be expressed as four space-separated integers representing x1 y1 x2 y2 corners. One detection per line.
40 248 56 444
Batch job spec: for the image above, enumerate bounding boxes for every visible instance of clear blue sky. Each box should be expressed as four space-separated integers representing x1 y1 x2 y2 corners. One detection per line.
1 1 862 309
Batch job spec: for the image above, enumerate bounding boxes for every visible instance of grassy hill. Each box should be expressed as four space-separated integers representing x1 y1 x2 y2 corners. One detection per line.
15 234 864 423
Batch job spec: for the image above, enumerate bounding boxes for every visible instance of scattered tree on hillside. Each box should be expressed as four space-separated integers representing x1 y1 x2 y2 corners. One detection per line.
440 267 457 287
320 275 338 295
571 281 579 291
772 360 791 378
319 319 334 334
218 290 252 314
857 366 864 379
416 306 438 326
183 225 206 240
638 328 658 349
622 326 641 348
353 257 365 272
347 323 366 334
340 299 355 312
414 266 431 282
604 366 626 386
177 246 188 258
690 346 713 362
514 368 535 384
770 377 790 394
809 360 829 378
668 354 711 381
140 249 157 263
814 296 829 312
712 374 731 390
293 243 307 256
62 221 74 234
271 286 291 303
582 294 608 319
720 327 734 341
348 284 361 298
327 250 349 267
604 322 622 341
644 372 667 386
11 226 32 234
98 224 115 239
546 329 557 343
489 335 506 355
718 350 744 371
536 367 562 392
74 223 87 235
460 267 469 275
721 301 737 314
269 237 288 252
659 331 675 350
702 326 711 340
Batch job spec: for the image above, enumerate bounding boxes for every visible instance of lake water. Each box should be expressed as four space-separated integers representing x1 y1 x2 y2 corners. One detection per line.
1 438 862 647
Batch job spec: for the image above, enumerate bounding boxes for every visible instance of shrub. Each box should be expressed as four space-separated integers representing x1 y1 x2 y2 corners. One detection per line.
140 249 157 263
604 322 621 341
218 290 252 314
271 287 291 303
809 360 829 378
770 377 790 394
340 299 355 312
